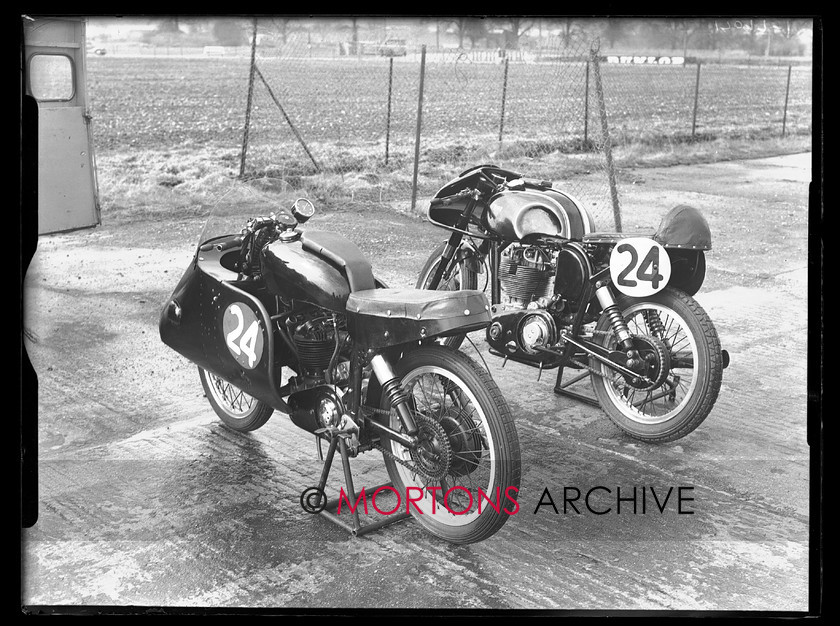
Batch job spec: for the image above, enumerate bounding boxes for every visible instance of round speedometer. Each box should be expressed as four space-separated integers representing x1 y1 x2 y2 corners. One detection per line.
292 198 316 223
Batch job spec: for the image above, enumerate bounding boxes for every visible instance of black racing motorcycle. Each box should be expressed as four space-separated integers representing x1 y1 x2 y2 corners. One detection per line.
417 165 729 443
159 179 521 544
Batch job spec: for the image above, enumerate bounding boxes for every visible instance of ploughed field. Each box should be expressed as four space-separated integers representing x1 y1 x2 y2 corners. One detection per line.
86 56 812 156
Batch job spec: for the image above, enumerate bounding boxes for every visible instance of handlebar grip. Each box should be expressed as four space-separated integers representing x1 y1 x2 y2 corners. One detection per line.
213 237 243 252
429 188 476 208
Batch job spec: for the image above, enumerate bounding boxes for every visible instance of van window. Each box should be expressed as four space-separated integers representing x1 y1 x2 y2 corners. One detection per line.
29 54 75 101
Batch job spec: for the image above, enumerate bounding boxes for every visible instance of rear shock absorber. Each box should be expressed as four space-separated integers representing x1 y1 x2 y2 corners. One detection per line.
595 285 636 353
643 310 667 340
370 355 418 436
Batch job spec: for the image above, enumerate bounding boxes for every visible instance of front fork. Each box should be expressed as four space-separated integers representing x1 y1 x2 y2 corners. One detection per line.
426 195 481 290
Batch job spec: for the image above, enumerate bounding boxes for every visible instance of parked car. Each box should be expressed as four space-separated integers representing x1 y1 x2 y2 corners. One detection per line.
377 38 407 56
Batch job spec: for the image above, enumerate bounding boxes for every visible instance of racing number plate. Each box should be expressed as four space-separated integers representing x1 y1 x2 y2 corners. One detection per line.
222 302 265 369
609 238 671 297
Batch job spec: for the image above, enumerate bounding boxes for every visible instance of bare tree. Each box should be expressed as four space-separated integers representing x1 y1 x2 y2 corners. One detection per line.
672 18 701 56
557 17 582 48
444 17 471 49
268 17 296 45
502 16 534 49
464 17 489 48
212 19 247 46
350 16 360 46
601 18 625 48
155 17 182 34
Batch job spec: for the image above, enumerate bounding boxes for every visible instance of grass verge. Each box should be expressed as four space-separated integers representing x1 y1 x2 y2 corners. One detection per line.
93 133 813 224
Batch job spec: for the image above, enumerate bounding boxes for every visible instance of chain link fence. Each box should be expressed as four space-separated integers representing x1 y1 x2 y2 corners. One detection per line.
598 61 812 145
88 18 812 233
239 22 622 229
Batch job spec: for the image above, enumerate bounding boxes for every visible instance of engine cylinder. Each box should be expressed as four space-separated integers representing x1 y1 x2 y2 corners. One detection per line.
294 337 335 372
292 315 340 374
499 245 553 305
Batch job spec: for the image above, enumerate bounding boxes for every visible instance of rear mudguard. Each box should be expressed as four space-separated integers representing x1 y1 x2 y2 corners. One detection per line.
581 205 711 296
653 205 710 296
653 205 712 251
348 286 493 418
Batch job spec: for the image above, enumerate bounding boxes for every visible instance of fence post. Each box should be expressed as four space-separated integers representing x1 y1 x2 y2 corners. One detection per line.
385 57 394 165
498 56 510 147
410 45 427 213
255 66 321 173
691 61 701 138
583 60 590 144
239 18 258 178
590 47 622 232
782 64 792 138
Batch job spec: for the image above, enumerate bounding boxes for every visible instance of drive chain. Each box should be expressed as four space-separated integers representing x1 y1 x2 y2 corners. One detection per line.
363 406 448 484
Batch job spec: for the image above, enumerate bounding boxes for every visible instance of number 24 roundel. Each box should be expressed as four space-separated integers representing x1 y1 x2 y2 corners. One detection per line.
222 303 265 369
609 238 671 297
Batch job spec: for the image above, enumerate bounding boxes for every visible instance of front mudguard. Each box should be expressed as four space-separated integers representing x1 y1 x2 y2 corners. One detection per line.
435 238 486 276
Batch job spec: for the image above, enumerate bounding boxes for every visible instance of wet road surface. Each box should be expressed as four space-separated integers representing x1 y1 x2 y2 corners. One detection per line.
20 153 815 612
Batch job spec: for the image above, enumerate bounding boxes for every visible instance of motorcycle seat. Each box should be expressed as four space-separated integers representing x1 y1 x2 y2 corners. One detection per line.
346 288 492 349
581 206 711 250
347 288 488 319
582 232 653 243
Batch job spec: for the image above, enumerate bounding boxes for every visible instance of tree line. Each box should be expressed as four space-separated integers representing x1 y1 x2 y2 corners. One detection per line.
147 16 813 57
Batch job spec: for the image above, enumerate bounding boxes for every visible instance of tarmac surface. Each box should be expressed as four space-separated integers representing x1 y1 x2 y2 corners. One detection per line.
20 153 817 613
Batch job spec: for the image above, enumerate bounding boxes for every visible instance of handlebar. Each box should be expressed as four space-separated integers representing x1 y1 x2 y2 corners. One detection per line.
428 169 555 209
429 188 480 208
199 236 243 252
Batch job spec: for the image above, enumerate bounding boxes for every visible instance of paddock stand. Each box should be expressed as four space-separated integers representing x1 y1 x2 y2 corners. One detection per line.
298 429 409 538
553 364 600 408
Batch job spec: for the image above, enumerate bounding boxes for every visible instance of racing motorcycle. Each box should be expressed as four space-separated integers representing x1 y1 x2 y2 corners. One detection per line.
159 179 521 545
417 165 729 443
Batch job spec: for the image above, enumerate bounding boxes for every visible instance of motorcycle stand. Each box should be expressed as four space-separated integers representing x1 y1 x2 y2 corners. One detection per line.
553 366 600 407
300 432 410 538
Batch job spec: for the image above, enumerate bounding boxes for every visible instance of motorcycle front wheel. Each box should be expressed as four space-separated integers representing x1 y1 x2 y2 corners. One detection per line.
379 345 521 544
198 367 274 432
589 288 724 443
415 241 480 350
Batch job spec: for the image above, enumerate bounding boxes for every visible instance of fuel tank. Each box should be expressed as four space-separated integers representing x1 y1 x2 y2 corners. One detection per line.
486 188 596 241
261 230 376 312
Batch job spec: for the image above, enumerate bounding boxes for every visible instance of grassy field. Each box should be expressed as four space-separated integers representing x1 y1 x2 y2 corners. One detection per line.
87 55 812 149
85 55 813 225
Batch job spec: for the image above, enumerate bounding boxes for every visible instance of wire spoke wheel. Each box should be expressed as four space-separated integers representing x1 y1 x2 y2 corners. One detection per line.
198 367 274 432
379 346 520 544
590 288 723 443
606 310 697 423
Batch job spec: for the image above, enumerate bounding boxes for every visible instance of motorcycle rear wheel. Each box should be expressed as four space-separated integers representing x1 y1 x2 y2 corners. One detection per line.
198 367 274 432
379 345 521 544
415 241 480 350
589 288 723 443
